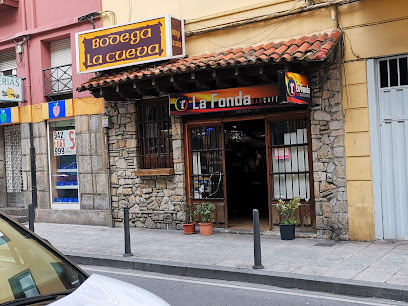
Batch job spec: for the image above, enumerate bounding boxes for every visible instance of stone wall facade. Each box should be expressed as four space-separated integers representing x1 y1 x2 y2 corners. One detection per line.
106 100 187 229
310 51 349 240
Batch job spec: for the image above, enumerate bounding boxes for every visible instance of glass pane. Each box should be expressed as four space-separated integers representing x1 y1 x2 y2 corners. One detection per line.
379 60 388 88
270 119 310 201
49 122 78 205
399 57 408 86
389 59 398 87
191 126 224 200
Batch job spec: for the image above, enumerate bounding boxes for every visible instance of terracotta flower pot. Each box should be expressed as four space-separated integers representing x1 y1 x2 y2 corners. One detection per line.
182 222 196 234
199 223 213 236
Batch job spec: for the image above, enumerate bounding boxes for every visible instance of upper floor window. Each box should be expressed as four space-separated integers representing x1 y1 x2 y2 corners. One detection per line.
43 38 72 100
0 50 17 77
137 99 174 169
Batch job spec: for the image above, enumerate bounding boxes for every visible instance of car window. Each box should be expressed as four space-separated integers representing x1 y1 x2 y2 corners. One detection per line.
0 216 86 304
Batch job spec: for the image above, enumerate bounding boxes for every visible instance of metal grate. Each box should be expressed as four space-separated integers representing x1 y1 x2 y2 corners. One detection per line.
379 56 408 88
43 64 73 97
4 125 23 193
190 126 224 200
138 100 173 169
270 119 310 201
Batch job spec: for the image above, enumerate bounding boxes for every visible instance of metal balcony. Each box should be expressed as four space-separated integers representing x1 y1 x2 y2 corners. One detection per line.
43 64 73 99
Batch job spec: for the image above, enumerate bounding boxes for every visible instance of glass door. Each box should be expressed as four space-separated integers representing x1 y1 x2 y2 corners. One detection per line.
48 119 79 209
187 123 227 226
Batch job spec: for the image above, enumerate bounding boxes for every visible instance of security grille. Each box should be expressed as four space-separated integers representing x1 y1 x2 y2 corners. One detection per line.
270 119 310 201
4 124 23 206
138 100 173 169
190 126 224 200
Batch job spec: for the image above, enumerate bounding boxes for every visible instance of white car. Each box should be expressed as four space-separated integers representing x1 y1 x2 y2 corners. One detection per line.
0 212 170 305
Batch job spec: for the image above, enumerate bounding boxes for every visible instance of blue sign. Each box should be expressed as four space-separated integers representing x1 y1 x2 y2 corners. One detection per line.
0 108 11 125
48 100 66 119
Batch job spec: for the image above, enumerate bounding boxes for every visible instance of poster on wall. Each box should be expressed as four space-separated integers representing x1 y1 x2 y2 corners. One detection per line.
278 71 311 105
53 130 76 156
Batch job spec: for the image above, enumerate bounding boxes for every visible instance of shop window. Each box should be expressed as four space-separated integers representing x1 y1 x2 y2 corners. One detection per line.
190 126 224 200
137 100 173 169
270 119 310 201
379 56 408 88
48 120 78 207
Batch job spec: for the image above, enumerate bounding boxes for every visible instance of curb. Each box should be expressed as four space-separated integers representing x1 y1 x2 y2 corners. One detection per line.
66 252 408 302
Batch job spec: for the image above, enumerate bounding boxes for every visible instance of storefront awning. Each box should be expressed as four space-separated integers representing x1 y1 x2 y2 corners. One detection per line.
78 29 341 100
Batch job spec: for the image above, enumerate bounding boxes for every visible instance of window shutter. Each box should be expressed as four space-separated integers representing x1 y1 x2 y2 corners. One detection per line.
0 50 17 74
50 38 71 68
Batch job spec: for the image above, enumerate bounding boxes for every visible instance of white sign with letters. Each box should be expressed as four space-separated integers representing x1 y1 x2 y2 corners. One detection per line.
53 130 76 156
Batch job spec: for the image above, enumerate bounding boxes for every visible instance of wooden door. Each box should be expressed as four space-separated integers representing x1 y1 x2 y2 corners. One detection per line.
186 123 228 227
265 114 315 229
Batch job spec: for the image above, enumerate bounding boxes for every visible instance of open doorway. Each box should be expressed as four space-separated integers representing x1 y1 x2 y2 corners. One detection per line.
224 120 269 230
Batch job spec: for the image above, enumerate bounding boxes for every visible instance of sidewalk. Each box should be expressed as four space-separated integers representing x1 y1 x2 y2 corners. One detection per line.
33 223 408 301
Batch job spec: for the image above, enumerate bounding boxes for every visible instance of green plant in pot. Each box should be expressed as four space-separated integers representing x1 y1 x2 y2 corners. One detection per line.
193 202 216 236
182 203 196 235
276 196 301 240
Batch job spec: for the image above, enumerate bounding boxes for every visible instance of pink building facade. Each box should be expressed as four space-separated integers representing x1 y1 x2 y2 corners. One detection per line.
0 0 113 226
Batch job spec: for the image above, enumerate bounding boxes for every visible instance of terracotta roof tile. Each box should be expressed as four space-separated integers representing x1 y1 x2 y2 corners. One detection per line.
78 29 342 92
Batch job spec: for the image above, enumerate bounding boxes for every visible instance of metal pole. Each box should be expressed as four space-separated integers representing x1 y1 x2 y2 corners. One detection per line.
29 123 37 211
252 209 264 269
28 203 34 232
123 206 133 257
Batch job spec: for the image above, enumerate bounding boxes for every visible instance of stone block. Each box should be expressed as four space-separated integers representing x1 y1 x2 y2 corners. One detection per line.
94 194 109 210
81 194 94 209
75 116 89 133
95 174 108 194
79 174 94 194
76 133 91 155
90 115 101 132
313 111 331 121
78 156 92 173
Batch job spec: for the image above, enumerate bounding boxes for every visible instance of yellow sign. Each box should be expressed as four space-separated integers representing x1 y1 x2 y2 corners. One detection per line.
76 15 184 74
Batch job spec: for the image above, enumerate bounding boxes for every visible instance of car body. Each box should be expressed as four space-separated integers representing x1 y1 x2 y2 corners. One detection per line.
0 212 170 305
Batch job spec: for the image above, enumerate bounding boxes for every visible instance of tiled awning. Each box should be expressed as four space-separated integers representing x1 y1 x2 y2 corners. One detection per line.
78 29 341 97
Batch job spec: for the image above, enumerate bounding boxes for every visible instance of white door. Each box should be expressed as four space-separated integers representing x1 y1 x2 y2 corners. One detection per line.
376 56 408 239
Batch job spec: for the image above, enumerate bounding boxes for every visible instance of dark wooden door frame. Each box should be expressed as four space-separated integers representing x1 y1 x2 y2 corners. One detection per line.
183 109 315 230
265 111 315 230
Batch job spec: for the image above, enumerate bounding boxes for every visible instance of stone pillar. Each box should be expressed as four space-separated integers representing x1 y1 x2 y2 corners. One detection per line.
33 122 50 209
310 49 349 240
76 114 110 211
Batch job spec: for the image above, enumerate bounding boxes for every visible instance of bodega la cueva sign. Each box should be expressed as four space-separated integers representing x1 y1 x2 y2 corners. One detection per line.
76 15 185 74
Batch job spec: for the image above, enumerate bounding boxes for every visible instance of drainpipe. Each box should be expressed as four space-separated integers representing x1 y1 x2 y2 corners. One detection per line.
21 0 37 211
331 7 339 29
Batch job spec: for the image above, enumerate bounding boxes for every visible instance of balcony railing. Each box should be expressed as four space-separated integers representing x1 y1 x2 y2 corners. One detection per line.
43 64 72 98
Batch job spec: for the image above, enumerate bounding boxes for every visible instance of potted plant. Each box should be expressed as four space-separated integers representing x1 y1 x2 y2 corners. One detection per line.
182 203 196 235
193 202 216 236
276 196 301 240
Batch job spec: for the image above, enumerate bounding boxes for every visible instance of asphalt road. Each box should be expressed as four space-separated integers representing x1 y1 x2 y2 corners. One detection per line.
82 265 408 306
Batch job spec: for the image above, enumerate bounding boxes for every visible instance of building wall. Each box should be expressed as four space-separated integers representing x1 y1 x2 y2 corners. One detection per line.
106 101 186 229
0 0 102 106
100 0 407 239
